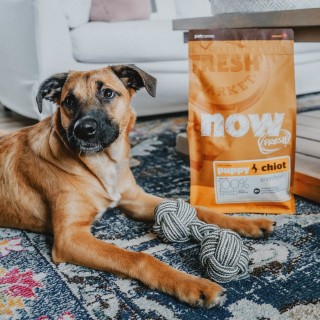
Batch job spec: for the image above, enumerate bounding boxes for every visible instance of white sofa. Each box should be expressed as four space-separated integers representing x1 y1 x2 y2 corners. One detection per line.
0 0 320 120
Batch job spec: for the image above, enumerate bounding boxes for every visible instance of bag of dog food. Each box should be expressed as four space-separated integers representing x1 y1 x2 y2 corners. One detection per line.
188 29 296 214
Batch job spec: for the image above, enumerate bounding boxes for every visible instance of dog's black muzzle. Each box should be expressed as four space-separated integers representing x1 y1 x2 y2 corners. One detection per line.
67 109 119 153
74 118 98 141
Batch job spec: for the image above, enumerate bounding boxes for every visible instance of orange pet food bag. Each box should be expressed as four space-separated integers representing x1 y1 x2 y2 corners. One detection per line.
188 29 296 214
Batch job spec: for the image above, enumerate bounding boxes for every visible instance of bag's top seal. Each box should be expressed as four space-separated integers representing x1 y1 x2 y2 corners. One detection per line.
189 28 294 41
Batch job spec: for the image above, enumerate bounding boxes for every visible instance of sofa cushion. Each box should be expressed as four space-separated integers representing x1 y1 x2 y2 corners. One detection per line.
90 0 151 22
70 20 187 63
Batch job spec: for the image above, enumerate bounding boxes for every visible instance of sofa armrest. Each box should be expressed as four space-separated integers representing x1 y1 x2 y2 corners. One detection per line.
0 0 39 87
0 0 76 119
60 0 92 29
35 0 75 78
0 0 74 80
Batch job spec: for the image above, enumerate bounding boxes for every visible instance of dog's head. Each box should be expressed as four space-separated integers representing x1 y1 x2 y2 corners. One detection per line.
36 65 156 153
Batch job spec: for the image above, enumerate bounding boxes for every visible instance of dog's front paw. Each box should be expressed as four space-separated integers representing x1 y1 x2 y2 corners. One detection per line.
235 217 276 238
174 275 226 308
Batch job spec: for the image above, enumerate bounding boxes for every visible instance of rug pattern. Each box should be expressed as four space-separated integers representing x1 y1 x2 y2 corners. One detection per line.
1 116 320 319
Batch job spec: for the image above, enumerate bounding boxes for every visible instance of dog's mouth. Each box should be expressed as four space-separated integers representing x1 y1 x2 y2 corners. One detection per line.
66 116 119 154
67 133 118 154
77 142 104 154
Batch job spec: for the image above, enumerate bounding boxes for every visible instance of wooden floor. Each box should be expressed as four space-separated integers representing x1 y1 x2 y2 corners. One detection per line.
294 110 320 202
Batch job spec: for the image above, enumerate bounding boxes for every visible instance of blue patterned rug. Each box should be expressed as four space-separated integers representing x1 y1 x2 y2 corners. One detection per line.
1 116 320 319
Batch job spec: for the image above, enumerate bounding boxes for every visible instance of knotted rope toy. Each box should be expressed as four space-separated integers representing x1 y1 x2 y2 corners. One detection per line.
153 199 249 283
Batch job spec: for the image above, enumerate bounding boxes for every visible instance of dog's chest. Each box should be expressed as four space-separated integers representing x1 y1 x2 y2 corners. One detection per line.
85 154 121 206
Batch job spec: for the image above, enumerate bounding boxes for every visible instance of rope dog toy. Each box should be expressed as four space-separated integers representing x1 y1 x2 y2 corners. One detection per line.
153 199 249 283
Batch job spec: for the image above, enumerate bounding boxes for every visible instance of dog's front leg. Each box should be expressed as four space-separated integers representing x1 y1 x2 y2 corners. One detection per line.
195 205 276 238
51 196 226 308
119 186 275 239
118 186 163 222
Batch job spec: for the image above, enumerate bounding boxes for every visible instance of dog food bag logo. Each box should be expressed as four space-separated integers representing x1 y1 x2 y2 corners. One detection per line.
200 112 291 154
188 29 296 214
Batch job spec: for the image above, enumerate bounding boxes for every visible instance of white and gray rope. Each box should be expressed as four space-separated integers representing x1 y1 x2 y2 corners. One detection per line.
154 199 249 283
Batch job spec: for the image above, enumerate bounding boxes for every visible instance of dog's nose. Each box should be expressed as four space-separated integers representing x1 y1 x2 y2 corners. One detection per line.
74 119 98 140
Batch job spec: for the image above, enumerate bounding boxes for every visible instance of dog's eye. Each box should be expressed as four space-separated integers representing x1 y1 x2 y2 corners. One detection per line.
63 95 77 108
103 89 115 99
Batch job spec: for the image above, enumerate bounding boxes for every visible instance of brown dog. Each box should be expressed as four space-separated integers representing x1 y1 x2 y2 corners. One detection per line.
0 65 275 308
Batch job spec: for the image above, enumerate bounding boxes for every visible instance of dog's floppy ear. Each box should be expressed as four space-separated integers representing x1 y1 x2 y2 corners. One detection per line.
111 64 156 97
36 72 69 113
